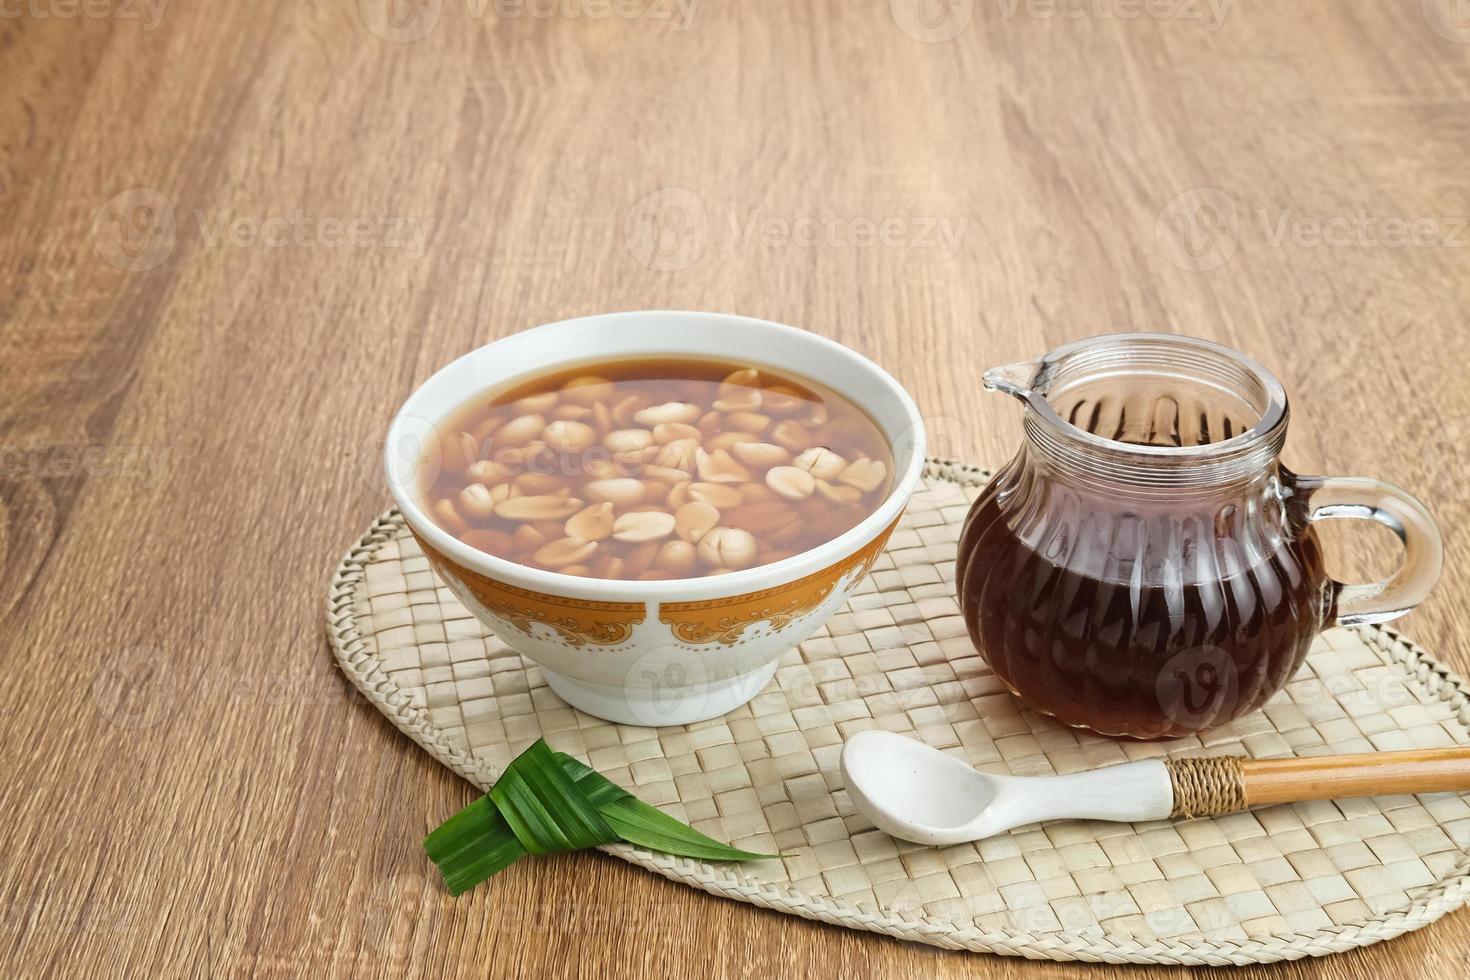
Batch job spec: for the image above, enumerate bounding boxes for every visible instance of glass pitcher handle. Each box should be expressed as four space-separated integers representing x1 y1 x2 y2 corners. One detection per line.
1295 476 1444 627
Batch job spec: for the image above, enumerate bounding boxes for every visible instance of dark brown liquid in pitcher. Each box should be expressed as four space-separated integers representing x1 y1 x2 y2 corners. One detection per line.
955 471 1335 740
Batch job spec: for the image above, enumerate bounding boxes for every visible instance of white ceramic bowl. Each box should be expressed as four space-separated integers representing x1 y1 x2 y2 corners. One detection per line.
385 311 925 725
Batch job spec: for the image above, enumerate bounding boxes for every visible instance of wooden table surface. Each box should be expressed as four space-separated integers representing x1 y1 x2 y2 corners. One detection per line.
5 0 1470 976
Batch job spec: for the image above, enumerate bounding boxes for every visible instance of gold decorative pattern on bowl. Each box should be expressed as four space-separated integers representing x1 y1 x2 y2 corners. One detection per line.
658 517 901 646
412 533 645 647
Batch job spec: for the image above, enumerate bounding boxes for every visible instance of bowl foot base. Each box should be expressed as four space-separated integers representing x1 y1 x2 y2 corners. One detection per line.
541 661 780 726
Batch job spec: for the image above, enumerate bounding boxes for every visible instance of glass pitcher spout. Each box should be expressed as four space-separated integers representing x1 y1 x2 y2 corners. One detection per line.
982 358 1043 402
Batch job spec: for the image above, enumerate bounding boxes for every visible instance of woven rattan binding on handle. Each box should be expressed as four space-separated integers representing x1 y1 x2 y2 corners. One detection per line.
1166 756 1248 817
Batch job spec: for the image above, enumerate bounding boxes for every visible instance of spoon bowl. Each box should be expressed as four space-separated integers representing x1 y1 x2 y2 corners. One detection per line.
840 730 1172 845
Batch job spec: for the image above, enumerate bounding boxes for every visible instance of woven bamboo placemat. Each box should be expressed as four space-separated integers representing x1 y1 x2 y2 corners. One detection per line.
326 459 1470 965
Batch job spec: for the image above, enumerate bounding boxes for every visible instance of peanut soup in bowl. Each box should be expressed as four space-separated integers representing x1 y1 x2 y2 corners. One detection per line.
385 312 925 726
420 358 895 580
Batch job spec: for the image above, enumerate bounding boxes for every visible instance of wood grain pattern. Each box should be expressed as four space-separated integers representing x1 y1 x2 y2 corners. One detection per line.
1242 749 1470 806
3 1 1469 976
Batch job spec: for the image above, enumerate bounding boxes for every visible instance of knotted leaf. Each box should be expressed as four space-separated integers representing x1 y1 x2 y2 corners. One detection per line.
425 739 775 895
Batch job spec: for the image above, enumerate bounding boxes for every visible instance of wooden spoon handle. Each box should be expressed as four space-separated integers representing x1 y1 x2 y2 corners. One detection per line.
1242 747 1470 805
1165 748 1470 818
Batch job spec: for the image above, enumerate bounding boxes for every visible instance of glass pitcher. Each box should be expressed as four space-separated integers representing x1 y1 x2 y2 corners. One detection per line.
955 334 1442 739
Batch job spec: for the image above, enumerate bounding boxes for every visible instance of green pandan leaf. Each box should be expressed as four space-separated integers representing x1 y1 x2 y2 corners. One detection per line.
424 739 775 895
598 797 774 863
488 740 618 855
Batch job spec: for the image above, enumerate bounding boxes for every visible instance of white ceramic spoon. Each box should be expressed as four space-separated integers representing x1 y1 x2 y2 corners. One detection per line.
840 730 1470 846
840 730 1172 846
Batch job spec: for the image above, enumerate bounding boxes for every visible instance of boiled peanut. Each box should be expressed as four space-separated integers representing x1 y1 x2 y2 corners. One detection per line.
761 385 807 416
713 388 761 413
611 393 648 427
655 438 699 471
434 498 469 535
565 502 615 540
551 404 592 421
613 511 676 543
655 539 697 576
533 537 598 568
560 376 615 405
696 448 750 483
667 481 692 509
707 431 758 453
818 416 872 447
514 392 560 414
532 519 568 541
718 367 760 399
612 445 661 470
641 465 688 485
688 482 743 509
653 422 700 444
591 401 614 433
582 458 620 481
494 443 552 471
513 524 547 550
604 429 655 454
458 483 500 519
815 479 862 505
766 466 816 500
793 446 847 480
543 420 597 452
446 431 480 472
594 554 626 579
674 501 720 543
634 402 701 426
731 442 789 468
724 411 771 434
495 495 585 521
585 478 645 505
623 541 660 577
467 459 512 483
838 457 887 493
697 411 722 437
515 472 569 495
739 482 776 502
496 414 545 447
696 526 757 570
471 415 503 445
771 419 812 452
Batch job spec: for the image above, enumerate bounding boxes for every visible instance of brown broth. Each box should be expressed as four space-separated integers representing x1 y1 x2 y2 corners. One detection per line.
419 357 894 580
955 477 1333 739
